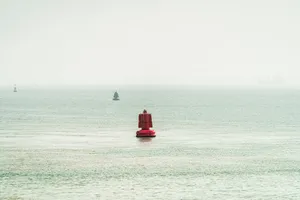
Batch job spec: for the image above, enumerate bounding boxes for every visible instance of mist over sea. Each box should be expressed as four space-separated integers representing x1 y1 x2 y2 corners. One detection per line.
1 86 300 200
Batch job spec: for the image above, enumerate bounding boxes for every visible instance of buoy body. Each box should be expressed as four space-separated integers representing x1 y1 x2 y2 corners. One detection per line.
136 109 156 137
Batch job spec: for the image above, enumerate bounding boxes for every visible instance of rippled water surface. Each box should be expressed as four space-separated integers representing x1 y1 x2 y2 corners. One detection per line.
1 86 300 199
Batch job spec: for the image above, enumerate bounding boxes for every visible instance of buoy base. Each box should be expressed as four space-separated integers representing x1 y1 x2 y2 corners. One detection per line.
136 129 156 137
136 135 156 138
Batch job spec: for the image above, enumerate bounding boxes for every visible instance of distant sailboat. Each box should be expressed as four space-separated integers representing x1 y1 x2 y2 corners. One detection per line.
13 84 17 92
113 91 120 100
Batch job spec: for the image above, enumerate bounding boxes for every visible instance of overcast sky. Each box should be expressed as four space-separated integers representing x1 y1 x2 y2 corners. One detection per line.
0 0 299 86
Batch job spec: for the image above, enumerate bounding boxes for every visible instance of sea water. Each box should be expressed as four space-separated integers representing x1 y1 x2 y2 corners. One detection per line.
0 86 300 200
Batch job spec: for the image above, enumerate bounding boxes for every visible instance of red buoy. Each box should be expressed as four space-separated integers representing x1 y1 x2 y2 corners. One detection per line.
136 109 156 137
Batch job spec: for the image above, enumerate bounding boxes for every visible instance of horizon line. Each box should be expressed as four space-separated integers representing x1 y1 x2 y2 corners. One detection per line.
0 84 300 90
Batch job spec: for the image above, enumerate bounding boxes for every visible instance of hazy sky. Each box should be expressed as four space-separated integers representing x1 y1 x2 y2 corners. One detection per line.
0 0 299 86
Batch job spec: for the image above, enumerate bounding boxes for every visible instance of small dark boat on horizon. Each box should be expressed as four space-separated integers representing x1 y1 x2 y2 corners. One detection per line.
113 91 119 100
13 84 17 92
